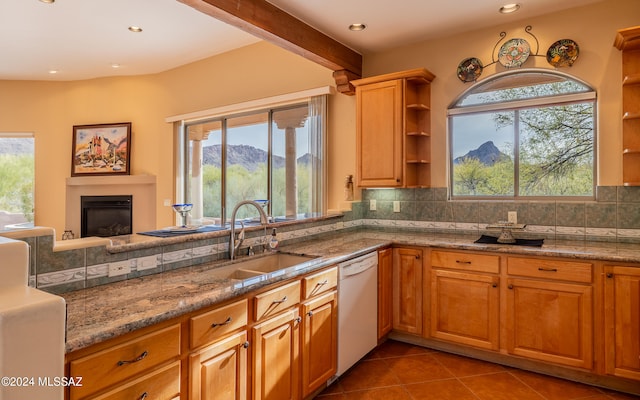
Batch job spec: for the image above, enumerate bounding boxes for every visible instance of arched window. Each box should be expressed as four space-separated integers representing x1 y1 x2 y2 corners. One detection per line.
448 69 596 199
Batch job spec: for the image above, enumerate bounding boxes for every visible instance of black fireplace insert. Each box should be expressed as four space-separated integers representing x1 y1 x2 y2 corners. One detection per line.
81 195 132 237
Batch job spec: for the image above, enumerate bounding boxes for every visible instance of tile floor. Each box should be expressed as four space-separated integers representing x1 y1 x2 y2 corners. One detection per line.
316 340 639 400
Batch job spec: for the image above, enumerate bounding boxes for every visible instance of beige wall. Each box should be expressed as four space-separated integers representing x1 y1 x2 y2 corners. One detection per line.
363 0 640 187
0 42 356 237
0 0 637 237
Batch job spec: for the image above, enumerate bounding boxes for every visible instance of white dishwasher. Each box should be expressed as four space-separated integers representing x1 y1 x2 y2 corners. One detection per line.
336 252 378 377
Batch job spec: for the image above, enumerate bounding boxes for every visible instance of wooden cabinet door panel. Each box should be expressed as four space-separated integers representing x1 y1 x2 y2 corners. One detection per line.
507 278 593 369
189 330 248 400
378 248 393 339
605 265 640 380
252 309 300 400
356 79 403 187
431 269 499 350
393 247 423 334
301 291 337 397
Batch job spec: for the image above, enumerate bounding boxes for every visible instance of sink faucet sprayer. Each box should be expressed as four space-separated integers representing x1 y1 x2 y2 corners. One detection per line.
229 200 269 260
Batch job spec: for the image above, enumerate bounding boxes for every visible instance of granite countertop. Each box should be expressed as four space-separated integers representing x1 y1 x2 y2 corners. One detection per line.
62 229 640 354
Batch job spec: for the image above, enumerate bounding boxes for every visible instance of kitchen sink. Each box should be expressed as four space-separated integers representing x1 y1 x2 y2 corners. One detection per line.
208 253 318 282
233 253 316 273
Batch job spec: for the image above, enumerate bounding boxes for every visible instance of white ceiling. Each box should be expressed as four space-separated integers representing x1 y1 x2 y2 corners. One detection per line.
0 0 602 81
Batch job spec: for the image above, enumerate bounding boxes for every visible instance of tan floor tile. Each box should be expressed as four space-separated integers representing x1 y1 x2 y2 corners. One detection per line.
366 340 431 360
510 369 603 400
342 386 412 400
385 353 454 384
339 359 401 392
461 372 545 400
404 378 480 400
431 352 506 377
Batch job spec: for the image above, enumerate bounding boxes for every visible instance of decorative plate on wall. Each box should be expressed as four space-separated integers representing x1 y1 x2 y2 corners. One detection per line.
546 39 579 67
457 57 484 82
498 38 531 68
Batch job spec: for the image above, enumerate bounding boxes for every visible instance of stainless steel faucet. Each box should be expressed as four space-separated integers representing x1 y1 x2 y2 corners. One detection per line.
229 200 269 260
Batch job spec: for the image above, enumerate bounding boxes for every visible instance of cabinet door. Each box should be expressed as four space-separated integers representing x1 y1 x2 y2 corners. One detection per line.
301 291 337 398
393 247 423 334
605 265 640 380
356 79 403 187
252 308 300 400
189 330 248 400
431 269 499 350
378 248 393 339
506 278 593 369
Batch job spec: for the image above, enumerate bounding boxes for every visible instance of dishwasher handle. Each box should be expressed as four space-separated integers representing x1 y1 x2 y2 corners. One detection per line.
339 253 378 278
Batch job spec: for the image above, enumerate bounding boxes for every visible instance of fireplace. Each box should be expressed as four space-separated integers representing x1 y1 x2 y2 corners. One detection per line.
81 195 132 237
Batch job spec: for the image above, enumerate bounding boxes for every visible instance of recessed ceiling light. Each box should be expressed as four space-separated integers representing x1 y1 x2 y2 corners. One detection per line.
348 23 366 31
111 63 121 69
499 3 521 13
128 26 143 33
39 0 55 3
48 70 58 74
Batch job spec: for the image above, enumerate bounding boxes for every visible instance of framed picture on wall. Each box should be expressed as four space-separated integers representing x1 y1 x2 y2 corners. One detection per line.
71 122 131 176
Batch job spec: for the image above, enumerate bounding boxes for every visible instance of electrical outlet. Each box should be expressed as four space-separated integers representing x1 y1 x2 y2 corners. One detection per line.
370 199 377 211
137 255 158 272
508 211 518 224
393 201 400 212
163 199 171 206
108 260 131 277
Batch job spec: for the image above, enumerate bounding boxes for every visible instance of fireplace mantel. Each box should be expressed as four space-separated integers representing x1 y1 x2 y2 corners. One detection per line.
65 175 156 238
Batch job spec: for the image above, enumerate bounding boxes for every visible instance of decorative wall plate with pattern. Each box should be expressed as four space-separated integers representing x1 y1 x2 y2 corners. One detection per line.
498 38 531 68
547 39 579 67
457 57 484 82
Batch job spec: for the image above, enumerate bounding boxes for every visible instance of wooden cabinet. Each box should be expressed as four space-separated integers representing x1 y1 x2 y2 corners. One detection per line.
352 68 435 188
68 324 181 400
393 247 423 334
614 26 640 186
252 308 301 400
506 257 593 369
604 265 640 380
189 331 249 400
378 247 393 339
91 361 181 400
430 250 500 350
189 299 249 400
301 290 337 398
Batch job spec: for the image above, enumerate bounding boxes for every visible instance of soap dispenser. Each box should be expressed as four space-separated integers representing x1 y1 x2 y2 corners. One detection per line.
268 228 279 250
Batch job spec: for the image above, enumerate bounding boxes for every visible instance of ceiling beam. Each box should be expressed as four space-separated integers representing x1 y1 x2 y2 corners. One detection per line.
178 0 362 94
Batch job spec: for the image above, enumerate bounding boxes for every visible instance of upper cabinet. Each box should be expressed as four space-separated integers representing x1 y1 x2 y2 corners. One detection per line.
614 26 640 186
352 68 435 188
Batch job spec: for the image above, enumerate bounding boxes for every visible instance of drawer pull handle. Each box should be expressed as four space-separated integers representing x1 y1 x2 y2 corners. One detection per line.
492 283 498 288
538 267 558 272
243 341 250 349
118 351 148 366
317 279 328 287
307 311 314 317
272 296 288 304
212 316 232 328
456 260 472 264
508 284 514 290
139 392 148 400
295 316 302 323
606 273 613 278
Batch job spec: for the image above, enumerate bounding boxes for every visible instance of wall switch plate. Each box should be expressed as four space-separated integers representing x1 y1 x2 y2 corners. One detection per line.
137 255 158 272
108 260 131 277
370 199 376 211
393 201 400 212
508 211 518 224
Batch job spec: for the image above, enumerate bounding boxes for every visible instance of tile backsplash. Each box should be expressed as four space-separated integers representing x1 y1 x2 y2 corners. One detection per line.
10 185 640 294
358 186 640 242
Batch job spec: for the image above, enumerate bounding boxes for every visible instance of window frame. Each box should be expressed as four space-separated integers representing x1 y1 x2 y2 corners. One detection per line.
170 88 330 226
447 69 597 201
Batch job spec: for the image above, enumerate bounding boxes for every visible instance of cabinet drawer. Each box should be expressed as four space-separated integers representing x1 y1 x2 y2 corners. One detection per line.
90 361 181 400
190 298 248 349
254 280 301 321
303 267 337 299
431 250 499 274
507 257 592 283
69 324 181 400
